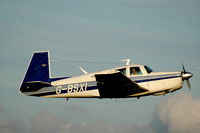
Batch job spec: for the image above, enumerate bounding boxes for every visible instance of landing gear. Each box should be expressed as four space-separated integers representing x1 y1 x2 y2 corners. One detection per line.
66 98 69 101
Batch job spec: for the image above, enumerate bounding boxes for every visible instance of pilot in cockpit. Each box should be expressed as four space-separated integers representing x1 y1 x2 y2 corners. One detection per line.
130 67 142 75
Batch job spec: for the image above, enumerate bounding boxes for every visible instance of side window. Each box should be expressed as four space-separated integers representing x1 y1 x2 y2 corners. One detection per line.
130 67 142 75
118 68 126 75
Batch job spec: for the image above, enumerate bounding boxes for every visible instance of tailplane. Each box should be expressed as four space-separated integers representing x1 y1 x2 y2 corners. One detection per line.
20 51 51 93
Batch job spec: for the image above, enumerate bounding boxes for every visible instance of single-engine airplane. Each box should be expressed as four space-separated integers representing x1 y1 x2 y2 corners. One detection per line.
20 51 193 99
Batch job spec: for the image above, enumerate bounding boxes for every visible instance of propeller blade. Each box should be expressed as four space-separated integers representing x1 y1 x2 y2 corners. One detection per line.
186 80 191 90
182 64 186 73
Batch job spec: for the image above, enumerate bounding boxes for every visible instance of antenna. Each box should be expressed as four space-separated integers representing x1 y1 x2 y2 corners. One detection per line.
121 59 131 65
79 66 88 74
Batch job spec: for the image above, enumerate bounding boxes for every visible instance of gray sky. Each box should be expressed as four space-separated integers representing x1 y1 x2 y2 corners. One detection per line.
0 0 200 133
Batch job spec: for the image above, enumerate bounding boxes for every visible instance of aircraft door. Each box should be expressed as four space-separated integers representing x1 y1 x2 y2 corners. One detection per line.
129 67 149 88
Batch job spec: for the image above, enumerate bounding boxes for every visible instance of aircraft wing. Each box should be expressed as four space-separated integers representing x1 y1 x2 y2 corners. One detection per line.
95 72 148 98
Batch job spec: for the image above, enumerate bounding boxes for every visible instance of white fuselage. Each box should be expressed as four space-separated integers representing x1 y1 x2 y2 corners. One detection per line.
23 64 183 98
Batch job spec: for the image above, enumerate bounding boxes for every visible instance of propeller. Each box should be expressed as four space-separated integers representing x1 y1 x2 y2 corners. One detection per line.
181 64 193 89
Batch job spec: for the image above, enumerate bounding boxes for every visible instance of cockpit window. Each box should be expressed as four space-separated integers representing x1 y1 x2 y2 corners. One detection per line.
144 66 153 74
130 67 142 75
118 68 126 75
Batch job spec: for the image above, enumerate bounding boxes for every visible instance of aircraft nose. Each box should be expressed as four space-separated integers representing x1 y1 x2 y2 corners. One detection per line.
182 72 193 80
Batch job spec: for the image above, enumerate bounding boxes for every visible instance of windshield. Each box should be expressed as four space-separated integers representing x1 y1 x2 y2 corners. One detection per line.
144 66 153 74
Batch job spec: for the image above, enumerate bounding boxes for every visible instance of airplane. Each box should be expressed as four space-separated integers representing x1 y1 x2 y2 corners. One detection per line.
19 51 193 100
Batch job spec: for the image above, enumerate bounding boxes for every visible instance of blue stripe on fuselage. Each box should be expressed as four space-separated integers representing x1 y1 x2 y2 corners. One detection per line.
133 75 181 83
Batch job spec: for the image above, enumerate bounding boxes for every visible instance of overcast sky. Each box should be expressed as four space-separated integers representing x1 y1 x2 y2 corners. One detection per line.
0 0 200 133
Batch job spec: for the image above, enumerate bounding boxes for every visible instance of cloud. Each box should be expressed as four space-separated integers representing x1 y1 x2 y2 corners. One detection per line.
30 111 66 133
0 92 200 133
0 119 27 133
151 91 200 133
66 103 90 114
0 110 151 133
28 111 139 133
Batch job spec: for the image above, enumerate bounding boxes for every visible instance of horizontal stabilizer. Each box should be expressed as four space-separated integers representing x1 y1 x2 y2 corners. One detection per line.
20 81 51 92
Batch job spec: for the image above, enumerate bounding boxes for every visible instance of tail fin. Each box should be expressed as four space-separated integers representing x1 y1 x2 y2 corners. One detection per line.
20 51 51 93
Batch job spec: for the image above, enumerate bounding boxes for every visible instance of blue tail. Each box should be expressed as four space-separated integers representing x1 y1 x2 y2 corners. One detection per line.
20 51 51 92
23 51 50 83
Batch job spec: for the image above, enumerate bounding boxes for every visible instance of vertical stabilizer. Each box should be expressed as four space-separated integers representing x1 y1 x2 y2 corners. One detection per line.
23 51 50 83
20 51 51 92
